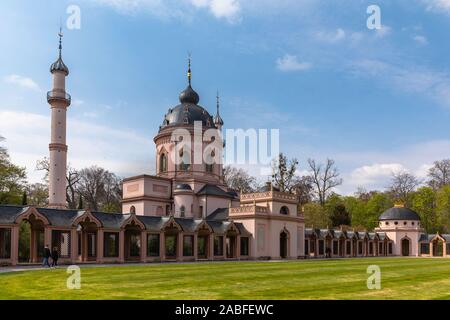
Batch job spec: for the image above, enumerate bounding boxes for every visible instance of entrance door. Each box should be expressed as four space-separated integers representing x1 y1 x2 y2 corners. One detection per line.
128 232 141 258
87 233 97 259
401 238 410 256
197 235 208 259
280 232 288 259
226 236 236 258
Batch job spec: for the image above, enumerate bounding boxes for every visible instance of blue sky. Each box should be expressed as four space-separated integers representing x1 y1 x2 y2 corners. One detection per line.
0 0 449 194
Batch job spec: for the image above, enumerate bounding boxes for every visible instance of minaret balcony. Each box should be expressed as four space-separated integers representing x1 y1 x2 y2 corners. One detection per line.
47 90 71 106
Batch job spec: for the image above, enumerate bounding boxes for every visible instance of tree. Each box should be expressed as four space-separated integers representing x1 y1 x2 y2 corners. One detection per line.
0 136 27 204
325 194 351 227
78 195 84 210
303 202 329 228
411 187 438 233
343 195 367 229
21 191 27 205
436 186 450 233
388 172 420 205
223 166 258 193
26 183 49 207
428 159 450 189
292 176 314 205
77 166 122 212
271 153 299 193
36 157 80 209
307 158 343 206
365 192 393 230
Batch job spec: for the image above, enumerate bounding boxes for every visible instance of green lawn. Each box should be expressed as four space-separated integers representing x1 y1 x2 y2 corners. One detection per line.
1 258 450 300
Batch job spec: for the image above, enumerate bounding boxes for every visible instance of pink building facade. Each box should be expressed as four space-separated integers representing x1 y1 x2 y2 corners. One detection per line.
1 34 449 267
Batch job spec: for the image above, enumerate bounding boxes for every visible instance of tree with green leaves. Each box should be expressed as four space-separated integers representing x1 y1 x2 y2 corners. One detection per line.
21 191 27 205
436 186 450 233
365 192 394 230
0 136 27 205
325 194 351 227
303 202 329 228
411 187 438 233
26 183 48 207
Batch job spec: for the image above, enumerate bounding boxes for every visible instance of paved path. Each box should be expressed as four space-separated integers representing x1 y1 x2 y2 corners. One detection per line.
0 256 412 274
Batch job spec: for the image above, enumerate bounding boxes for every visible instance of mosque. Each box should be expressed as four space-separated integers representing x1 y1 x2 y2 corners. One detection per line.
0 33 449 266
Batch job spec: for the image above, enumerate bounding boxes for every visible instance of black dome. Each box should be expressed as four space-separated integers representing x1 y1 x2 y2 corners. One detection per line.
379 206 421 221
179 85 200 104
50 57 69 75
162 103 215 129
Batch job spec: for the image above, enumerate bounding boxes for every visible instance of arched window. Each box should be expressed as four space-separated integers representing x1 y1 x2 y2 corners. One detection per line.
130 206 136 214
178 149 191 171
180 206 186 218
205 150 215 173
159 153 167 173
280 206 289 215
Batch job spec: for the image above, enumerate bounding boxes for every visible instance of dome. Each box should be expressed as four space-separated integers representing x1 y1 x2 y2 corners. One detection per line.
379 206 421 221
175 184 192 191
161 103 215 129
179 85 200 104
50 56 69 76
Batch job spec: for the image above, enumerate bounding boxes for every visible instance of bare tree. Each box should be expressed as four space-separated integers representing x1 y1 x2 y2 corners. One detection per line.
271 153 299 193
292 176 314 205
36 157 80 209
224 166 258 193
77 166 122 212
307 158 343 206
428 159 450 189
388 172 420 203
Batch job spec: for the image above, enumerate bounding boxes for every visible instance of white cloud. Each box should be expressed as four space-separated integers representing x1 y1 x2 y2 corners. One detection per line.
276 54 312 72
0 110 153 183
87 0 241 22
333 139 450 194
3 74 40 91
349 59 450 108
192 0 241 22
413 35 428 45
315 28 346 43
374 25 392 38
424 0 450 14
350 163 406 186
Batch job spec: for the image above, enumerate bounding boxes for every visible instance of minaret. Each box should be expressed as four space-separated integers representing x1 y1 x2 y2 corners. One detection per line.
47 29 70 209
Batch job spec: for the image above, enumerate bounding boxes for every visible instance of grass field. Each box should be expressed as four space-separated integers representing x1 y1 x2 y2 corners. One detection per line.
1 258 450 300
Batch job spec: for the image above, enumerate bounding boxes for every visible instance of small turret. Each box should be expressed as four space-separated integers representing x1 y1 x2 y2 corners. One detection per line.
214 91 224 129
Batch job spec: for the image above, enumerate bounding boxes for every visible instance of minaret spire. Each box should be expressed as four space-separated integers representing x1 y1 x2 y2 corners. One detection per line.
187 53 192 86
216 90 220 115
58 26 63 58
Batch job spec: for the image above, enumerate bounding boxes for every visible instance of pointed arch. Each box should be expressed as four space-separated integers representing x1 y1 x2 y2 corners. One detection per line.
15 207 50 225
161 216 182 232
195 220 213 233
121 214 146 230
72 210 103 228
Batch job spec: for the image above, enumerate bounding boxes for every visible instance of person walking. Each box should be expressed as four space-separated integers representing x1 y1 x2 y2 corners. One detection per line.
43 245 51 268
51 247 59 268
